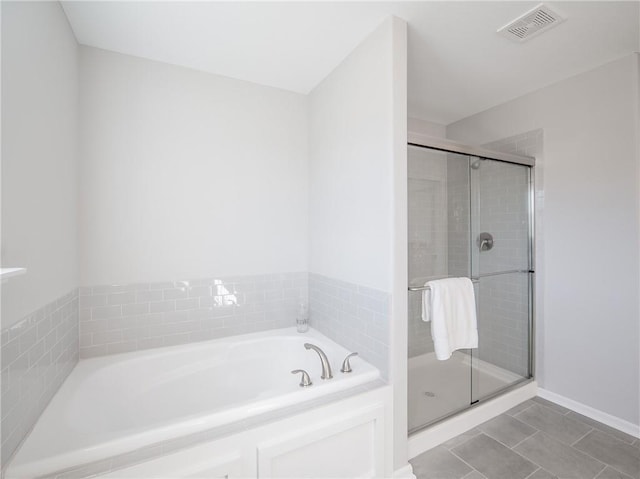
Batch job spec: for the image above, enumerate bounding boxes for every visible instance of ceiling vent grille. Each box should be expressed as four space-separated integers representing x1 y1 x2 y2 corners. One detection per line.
498 3 566 42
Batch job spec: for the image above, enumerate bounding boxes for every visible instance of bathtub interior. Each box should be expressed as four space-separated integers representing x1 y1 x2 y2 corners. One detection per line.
71 330 375 426
8 328 380 477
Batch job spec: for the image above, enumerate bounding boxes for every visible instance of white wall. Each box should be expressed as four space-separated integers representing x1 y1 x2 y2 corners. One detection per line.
448 54 640 426
308 18 398 293
79 47 308 286
308 17 409 474
1 1 79 328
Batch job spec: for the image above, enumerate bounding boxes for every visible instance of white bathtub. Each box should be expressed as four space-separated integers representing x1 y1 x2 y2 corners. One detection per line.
8 327 380 478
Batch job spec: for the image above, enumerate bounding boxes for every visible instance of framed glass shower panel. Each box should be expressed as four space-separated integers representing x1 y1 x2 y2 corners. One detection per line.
407 145 474 431
470 159 533 403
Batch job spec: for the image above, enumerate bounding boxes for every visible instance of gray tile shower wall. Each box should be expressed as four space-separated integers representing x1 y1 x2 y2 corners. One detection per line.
407 146 448 358
79 272 308 358
308 273 390 380
476 129 542 376
1 289 79 466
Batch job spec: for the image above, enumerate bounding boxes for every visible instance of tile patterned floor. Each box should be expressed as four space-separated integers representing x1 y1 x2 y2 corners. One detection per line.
410 396 640 479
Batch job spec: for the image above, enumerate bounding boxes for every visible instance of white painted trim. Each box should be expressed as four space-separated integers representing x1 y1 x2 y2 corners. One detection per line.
537 388 640 439
392 463 417 479
408 381 537 459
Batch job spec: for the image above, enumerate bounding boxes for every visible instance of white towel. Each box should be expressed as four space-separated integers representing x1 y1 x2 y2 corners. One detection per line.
421 277 478 360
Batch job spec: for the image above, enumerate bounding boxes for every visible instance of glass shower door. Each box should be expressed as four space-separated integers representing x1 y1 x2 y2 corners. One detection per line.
407 144 534 435
407 145 474 432
470 158 533 403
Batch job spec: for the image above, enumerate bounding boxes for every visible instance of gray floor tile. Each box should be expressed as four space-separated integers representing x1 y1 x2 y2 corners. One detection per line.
515 404 593 444
464 471 486 479
411 445 473 479
478 414 537 447
566 412 637 445
527 468 558 479
452 434 538 479
514 432 606 479
442 428 482 449
595 466 635 479
532 397 572 415
506 400 535 417
573 430 640 478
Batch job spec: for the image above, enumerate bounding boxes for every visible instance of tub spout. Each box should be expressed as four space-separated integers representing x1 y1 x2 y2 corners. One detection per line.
304 343 333 380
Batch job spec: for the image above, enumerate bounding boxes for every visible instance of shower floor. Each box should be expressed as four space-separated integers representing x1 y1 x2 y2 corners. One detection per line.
408 352 521 432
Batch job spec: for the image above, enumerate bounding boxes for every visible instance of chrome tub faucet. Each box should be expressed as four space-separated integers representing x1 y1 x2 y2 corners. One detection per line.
304 343 333 380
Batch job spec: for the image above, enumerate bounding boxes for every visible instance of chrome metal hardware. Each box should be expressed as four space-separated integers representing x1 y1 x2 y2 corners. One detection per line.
291 369 312 387
477 232 494 251
340 352 358 373
304 343 333 380
408 270 533 292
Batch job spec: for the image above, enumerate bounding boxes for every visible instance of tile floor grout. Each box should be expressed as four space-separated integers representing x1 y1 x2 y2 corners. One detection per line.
522 466 542 479
449 445 485 476
411 396 640 479
570 427 595 446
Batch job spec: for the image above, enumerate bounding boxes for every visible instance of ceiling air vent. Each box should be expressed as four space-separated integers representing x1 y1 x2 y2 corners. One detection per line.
498 3 566 42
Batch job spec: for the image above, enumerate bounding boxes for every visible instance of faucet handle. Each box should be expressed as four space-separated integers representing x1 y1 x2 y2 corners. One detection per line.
340 352 358 373
291 369 313 387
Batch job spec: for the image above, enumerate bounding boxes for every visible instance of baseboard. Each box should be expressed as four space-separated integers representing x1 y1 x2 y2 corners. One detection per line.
537 388 640 439
392 464 417 478
408 380 537 459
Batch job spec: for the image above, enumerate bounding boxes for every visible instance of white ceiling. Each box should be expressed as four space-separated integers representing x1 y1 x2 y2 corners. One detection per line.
61 1 640 125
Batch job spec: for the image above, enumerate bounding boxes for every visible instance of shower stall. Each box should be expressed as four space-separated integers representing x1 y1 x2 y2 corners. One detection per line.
407 136 535 435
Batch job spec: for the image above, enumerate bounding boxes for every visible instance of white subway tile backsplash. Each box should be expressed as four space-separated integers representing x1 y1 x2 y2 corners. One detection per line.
136 289 163 302
163 288 189 300
107 291 137 305
1 289 79 466
92 305 122 320
79 273 308 358
149 301 175 314
309 273 390 380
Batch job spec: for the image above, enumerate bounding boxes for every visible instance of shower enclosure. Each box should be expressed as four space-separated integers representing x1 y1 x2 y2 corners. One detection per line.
407 137 534 434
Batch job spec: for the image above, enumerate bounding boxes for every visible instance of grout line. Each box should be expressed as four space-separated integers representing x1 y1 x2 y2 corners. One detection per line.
531 397 572 416
567 414 638 446
450 432 545 478
506 432 551 472
564 440 609 478
448 444 486 475
510 429 538 450
523 428 610 477
600 465 635 479
443 432 479 451
452 456 481 477
523 467 541 479
462 469 485 479
509 402 535 417
571 427 595 447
